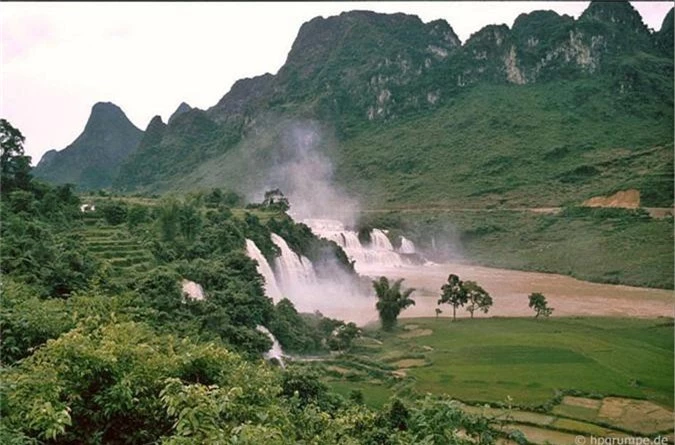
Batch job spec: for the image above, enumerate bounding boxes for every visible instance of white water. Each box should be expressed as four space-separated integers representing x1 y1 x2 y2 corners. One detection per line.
256 325 285 368
245 232 377 325
399 236 416 254
270 233 318 293
244 218 671 325
181 280 205 301
245 239 283 302
303 219 407 273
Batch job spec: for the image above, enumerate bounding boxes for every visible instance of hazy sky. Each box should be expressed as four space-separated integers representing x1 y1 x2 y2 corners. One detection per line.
1 2 672 165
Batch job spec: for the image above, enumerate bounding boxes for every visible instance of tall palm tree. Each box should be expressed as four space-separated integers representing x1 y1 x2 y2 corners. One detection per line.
373 276 415 331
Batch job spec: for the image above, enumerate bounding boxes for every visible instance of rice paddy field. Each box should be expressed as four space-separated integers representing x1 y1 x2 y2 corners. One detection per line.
307 317 674 444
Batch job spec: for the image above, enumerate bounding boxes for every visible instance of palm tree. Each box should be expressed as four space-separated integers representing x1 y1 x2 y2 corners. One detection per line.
373 276 415 331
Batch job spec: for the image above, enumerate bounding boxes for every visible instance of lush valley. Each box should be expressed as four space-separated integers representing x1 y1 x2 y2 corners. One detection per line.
3 2 674 443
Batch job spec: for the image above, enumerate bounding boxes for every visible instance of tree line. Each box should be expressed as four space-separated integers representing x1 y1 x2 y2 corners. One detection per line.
374 273 555 331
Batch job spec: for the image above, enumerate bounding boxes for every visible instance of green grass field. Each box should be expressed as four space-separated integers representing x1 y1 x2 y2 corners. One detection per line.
322 317 674 410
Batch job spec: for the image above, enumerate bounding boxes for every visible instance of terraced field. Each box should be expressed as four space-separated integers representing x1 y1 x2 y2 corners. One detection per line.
80 213 155 275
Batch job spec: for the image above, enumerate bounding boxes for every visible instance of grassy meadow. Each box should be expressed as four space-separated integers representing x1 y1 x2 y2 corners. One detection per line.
320 317 674 410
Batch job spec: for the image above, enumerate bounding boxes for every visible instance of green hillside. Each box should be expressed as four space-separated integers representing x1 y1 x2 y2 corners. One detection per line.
109 4 672 211
32 2 675 289
171 79 672 209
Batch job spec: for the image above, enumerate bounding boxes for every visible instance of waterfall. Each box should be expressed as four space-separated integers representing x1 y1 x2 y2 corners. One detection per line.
245 239 283 302
371 229 394 250
399 236 416 254
246 228 378 325
181 279 205 301
303 219 407 272
256 325 285 368
270 233 318 293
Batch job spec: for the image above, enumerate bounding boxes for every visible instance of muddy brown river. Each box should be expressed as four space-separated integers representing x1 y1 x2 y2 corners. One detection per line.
324 262 673 325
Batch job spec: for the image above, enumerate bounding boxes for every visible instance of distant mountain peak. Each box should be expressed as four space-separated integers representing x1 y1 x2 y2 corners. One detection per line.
168 102 193 124
91 101 123 112
580 0 649 34
34 102 143 190
137 115 166 151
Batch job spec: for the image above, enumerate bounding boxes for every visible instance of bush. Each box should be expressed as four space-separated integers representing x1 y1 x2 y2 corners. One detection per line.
100 201 128 225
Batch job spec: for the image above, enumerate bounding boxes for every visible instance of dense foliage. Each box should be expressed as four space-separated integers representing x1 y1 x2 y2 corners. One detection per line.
1 320 502 444
2 129 504 442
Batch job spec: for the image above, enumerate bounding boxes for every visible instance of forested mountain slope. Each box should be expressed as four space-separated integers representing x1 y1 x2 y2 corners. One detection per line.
106 1 672 209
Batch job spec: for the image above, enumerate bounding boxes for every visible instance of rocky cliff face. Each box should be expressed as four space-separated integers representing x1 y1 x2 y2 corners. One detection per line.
92 1 674 196
201 0 665 125
34 102 143 190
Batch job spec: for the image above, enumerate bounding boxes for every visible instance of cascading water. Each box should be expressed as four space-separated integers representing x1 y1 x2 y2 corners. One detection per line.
181 279 205 301
245 239 283 302
399 236 416 254
302 219 409 272
270 233 318 292
256 325 285 368
245 228 379 326
371 229 394 250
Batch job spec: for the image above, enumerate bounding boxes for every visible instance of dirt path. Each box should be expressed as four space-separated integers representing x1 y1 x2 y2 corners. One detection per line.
361 206 673 218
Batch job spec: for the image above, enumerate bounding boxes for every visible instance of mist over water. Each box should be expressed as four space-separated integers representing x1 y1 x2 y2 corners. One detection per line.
238 121 385 324
240 121 672 326
242 120 437 325
256 121 360 226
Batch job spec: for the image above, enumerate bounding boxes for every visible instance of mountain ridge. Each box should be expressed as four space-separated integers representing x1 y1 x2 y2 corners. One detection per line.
35 1 673 210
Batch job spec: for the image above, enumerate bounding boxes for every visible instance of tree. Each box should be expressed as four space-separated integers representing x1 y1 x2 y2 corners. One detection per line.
157 198 180 241
373 276 415 331
438 274 467 321
1 119 32 194
464 281 493 318
528 292 554 318
127 204 149 229
262 188 290 212
178 202 202 242
328 322 361 351
100 201 128 225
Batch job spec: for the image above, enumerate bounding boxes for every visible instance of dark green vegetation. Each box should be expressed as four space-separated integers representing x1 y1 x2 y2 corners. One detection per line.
436 274 494 320
3 127 512 443
318 317 674 410
529 292 554 318
359 207 674 289
373 277 416 331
